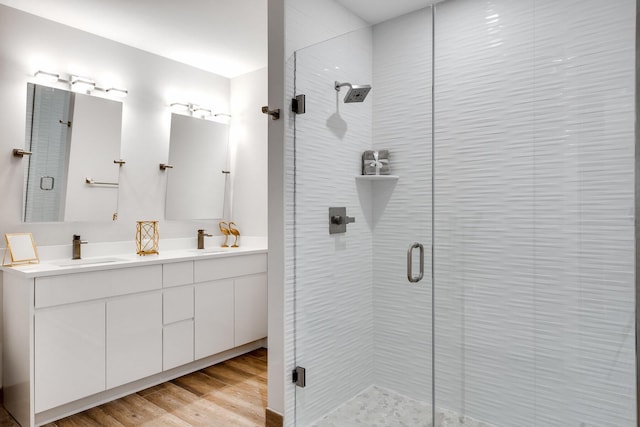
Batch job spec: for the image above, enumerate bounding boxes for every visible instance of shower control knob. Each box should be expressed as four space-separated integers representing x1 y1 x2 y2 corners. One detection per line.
329 207 356 234
331 215 356 225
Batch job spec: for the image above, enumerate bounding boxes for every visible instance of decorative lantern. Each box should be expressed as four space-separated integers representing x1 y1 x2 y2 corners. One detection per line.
136 220 159 255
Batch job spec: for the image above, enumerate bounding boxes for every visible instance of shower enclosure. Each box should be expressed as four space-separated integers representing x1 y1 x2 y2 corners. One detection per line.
288 1 636 426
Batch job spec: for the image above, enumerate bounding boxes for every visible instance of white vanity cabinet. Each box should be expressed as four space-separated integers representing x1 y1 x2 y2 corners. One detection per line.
2 250 267 427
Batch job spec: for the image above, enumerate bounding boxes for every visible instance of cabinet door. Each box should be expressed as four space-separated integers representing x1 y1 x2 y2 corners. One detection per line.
234 273 268 346
35 301 106 412
106 292 162 388
194 279 234 359
164 320 194 370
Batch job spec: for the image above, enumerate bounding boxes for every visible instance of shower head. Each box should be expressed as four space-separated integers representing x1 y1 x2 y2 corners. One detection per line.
335 81 371 103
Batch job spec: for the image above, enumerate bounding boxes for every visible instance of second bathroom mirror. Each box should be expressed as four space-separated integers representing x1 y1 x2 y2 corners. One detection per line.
165 113 229 220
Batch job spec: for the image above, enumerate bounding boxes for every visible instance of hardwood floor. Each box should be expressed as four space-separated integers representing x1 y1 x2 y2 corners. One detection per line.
1 348 267 427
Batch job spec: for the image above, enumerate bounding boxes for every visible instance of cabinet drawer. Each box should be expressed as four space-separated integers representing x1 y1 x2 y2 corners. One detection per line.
35 265 162 308
163 320 194 370
194 253 267 283
163 287 194 324
163 261 193 288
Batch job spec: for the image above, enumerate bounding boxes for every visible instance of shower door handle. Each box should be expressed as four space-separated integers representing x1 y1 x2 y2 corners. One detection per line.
407 242 424 283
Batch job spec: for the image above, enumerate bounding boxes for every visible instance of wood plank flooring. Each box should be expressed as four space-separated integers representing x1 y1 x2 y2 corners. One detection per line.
0 348 267 427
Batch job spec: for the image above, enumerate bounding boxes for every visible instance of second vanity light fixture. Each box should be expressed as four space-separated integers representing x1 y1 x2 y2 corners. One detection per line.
170 102 231 120
34 70 128 98
171 102 211 118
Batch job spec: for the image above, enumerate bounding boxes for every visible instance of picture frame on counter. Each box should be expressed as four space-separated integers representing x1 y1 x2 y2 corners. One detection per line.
3 232 39 266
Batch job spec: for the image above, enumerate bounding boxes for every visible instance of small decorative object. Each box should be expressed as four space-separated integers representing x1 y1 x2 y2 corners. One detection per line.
228 222 241 248
362 150 390 175
3 233 39 266
219 221 230 247
136 221 159 255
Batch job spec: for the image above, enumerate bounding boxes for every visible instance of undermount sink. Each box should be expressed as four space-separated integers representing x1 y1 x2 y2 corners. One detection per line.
52 257 127 267
190 248 228 254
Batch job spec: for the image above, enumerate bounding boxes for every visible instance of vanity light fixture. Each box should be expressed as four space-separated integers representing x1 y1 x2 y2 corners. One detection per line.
71 75 96 93
106 88 128 98
193 107 212 118
33 69 128 99
170 102 215 119
170 102 191 112
34 70 60 83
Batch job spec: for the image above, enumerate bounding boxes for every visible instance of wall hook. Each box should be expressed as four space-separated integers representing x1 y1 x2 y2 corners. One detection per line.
13 149 32 158
261 106 280 120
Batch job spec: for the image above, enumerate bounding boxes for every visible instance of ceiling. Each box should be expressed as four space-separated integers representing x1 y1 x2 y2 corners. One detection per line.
334 0 437 24
0 0 436 78
0 0 268 78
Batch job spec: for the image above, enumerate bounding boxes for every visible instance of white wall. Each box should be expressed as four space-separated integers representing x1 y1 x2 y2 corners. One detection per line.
0 4 229 244
230 68 268 237
0 4 267 386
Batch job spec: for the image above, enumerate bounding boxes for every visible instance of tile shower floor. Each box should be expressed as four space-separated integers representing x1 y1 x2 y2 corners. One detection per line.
311 386 495 427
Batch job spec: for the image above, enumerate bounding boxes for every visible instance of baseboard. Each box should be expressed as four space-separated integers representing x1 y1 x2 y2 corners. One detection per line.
266 407 284 427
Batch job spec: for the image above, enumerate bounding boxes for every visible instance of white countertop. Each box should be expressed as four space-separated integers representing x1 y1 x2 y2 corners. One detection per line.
1 239 267 278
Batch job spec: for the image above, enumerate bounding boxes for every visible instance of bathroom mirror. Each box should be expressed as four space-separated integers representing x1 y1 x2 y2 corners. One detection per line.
23 83 123 222
165 113 229 220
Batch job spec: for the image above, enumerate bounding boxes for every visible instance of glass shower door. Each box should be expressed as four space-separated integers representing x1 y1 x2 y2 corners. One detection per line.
290 9 435 426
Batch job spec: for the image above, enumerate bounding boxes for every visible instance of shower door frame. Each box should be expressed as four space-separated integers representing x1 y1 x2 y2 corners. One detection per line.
635 2 640 424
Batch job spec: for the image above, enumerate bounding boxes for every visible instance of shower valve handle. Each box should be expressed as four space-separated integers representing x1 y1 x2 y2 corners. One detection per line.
328 207 355 234
331 215 355 225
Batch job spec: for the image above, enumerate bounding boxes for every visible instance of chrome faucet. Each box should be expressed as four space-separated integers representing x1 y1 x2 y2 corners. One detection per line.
197 229 212 249
72 234 87 259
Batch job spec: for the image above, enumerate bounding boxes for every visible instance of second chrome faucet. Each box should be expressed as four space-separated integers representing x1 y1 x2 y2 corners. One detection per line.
197 229 212 249
72 234 88 259
198 223 241 250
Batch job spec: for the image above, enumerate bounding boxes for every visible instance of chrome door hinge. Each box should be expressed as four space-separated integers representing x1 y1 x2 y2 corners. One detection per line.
292 366 306 387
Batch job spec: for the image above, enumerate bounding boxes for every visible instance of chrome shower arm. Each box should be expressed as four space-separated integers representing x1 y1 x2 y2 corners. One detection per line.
335 81 353 91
